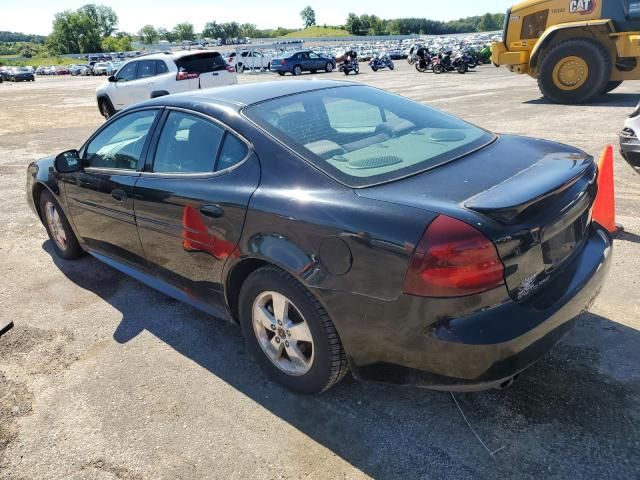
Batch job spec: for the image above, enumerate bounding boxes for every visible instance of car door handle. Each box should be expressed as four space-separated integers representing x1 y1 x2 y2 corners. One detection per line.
200 204 224 218
111 189 126 202
212 72 218 76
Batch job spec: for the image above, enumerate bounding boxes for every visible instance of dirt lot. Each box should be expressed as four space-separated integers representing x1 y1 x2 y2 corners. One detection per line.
1 64 639 480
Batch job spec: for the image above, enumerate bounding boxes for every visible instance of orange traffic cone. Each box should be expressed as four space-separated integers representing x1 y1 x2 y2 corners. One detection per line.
592 145 620 234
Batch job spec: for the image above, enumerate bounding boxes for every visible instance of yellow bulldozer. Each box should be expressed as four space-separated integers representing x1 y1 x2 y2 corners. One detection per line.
492 0 640 103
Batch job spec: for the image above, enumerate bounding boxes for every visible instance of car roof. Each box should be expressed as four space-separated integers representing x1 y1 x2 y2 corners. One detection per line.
159 80 357 109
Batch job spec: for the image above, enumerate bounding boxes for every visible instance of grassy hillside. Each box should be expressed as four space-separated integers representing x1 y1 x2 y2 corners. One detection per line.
0 54 77 67
284 26 350 38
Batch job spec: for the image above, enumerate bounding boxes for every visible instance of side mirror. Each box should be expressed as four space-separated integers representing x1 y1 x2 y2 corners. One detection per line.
108 75 116 82
54 149 81 173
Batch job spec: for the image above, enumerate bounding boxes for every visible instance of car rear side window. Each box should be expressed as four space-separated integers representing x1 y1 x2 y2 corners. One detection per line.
156 60 168 74
137 60 156 78
216 133 248 171
153 111 224 173
244 85 494 187
85 110 158 170
175 52 226 73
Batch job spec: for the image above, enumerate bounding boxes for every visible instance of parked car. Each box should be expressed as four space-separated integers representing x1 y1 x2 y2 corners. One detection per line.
619 101 640 174
28 81 612 394
227 50 273 73
69 64 90 76
92 62 110 76
270 50 336 76
95 50 237 119
9 67 35 82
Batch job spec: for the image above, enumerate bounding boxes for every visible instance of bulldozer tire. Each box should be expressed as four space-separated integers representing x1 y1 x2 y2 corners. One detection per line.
538 38 610 104
603 81 623 95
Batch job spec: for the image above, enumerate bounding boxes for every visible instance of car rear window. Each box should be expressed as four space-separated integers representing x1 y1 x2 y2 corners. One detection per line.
244 85 494 187
175 52 227 73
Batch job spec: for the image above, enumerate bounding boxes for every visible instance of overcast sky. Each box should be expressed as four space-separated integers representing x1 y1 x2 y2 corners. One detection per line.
0 0 512 35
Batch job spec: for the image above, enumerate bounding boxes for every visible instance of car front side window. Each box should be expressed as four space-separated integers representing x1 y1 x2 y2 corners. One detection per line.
116 62 137 82
84 110 158 170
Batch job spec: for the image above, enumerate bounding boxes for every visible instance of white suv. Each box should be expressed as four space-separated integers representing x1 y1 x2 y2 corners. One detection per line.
96 51 237 118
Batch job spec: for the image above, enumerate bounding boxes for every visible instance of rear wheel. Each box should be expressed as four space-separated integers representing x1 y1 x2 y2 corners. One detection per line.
537 38 610 104
433 64 445 74
39 190 83 260
239 266 349 394
293 65 302 76
236 63 245 74
457 63 468 74
278 71 285 76
603 80 623 94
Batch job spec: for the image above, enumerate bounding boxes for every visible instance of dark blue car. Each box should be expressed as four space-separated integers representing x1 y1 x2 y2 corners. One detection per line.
270 50 336 76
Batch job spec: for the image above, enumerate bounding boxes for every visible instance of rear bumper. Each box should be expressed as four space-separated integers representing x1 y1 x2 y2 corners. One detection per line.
269 64 289 73
619 130 640 174
315 223 612 391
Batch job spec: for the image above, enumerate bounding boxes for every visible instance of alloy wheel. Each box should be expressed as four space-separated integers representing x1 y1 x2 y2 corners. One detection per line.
45 201 67 251
252 291 314 376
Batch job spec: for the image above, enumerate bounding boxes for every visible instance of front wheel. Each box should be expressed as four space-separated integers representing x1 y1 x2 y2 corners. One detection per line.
293 65 302 76
433 64 444 74
239 266 349 394
325 62 333 73
389 62 395 70
278 71 285 76
537 38 611 104
39 190 83 260
98 98 113 119
457 63 468 74
371 66 378 72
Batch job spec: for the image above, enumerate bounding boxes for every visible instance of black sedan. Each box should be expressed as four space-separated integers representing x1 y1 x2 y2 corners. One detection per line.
9 67 35 82
270 50 336 76
27 80 612 394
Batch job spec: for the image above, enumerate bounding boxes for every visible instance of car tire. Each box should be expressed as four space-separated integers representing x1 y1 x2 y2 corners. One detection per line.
325 63 333 73
293 65 302 76
39 190 83 260
238 266 349 394
236 63 245 74
537 38 610 104
278 72 285 76
98 98 113 119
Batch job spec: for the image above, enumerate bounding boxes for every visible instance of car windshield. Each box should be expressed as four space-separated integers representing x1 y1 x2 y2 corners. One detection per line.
244 85 494 187
17 67 29 72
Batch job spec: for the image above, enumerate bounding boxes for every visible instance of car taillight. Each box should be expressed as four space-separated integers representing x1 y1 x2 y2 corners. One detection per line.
403 215 504 297
176 71 199 81
225 64 235 73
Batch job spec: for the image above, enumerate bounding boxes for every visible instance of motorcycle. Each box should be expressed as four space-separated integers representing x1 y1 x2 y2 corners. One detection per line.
451 52 469 74
432 51 467 74
369 54 394 72
338 51 359 75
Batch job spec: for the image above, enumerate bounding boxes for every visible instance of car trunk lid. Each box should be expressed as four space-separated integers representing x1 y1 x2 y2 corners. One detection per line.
356 134 598 302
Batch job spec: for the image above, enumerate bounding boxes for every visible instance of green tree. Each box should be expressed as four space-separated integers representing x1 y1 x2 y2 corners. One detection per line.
173 22 194 41
138 24 158 44
222 22 241 39
157 27 176 43
300 6 316 28
240 23 258 38
80 4 118 37
345 13 361 35
46 4 118 54
477 13 499 32
203 21 225 39
102 34 132 52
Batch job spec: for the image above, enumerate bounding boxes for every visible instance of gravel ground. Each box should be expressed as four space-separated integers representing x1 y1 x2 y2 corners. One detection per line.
0 63 639 480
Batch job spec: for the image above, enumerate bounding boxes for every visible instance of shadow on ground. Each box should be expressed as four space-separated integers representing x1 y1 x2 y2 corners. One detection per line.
524 92 638 108
44 241 640 479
